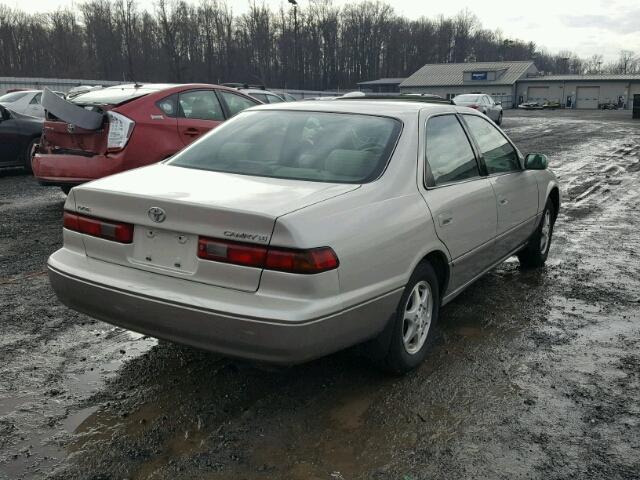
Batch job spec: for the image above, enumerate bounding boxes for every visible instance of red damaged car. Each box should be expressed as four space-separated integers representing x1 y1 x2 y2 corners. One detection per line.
33 83 261 193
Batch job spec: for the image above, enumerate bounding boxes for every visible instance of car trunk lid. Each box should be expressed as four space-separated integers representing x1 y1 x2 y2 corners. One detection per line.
70 164 358 291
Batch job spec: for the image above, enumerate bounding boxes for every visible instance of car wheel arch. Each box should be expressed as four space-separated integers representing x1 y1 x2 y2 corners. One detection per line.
416 250 450 299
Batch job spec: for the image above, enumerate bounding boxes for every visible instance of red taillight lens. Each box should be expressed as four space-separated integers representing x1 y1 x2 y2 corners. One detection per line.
469 104 479 109
265 247 339 274
63 211 133 243
198 237 267 268
197 237 339 274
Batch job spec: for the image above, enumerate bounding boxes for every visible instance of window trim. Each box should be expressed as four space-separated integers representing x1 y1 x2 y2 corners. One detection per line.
423 113 485 190
459 113 524 177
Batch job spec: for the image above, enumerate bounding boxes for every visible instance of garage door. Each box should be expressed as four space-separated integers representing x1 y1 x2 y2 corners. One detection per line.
576 86 600 109
527 87 549 103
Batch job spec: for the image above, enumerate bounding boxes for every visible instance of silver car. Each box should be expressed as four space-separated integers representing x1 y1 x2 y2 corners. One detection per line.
453 94 503 125
48 100 559 372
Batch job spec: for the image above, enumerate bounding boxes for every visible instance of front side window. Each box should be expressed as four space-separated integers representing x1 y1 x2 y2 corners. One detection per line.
218 91 258 117
425 115 479 186
266 94 285 104
463 115 520 174
250 93 268 103
169 110 401 184
179 90 224 121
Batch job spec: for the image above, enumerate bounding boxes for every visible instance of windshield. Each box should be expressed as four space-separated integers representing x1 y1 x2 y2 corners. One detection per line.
0 91 29 103
169 110 401 183
455 95 481 102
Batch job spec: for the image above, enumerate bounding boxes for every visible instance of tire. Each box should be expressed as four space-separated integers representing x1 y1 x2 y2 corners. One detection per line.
496 112 503 125
23 138 38 173
60 185 72 195
518 198 555 268
380 262 440 374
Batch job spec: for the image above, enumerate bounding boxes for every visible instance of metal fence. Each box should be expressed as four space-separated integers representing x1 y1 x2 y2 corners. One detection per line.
0 77 343 99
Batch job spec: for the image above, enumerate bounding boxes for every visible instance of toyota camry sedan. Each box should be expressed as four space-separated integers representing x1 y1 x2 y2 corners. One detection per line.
48 99 559 373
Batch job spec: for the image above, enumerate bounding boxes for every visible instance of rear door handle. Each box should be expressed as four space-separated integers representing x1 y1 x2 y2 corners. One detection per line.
184 128 200 136
438 213 453 227
499 197 509 206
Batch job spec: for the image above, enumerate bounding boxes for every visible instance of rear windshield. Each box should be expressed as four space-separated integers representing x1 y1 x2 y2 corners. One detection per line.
0 91 29 103
455 95 481 102
71 87 160 106
169 110 401 183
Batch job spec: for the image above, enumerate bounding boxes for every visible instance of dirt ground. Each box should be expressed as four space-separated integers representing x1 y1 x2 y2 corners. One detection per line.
1 109 639 480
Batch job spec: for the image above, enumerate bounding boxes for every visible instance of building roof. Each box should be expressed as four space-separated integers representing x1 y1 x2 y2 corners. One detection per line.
400 61 535 87
357 78 407 86
520 74 640 82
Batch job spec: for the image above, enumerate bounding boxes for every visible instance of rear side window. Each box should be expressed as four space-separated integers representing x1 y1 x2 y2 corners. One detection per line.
0 91 28 103
218 91 258 117
156 94 178 117
29 93 42 105
463 115 520 174
425 115 479 186
169 110 401 184
179 90 224 121
250 93 268 103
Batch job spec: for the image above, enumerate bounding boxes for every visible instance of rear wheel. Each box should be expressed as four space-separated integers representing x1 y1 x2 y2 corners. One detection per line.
496 112 503 125
518 198 555 268
381 262 440 374
23 138 38 173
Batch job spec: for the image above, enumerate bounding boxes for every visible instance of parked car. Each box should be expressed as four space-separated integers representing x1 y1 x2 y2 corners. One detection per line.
518 101 542 110
32 83 261 194
453 94 503 124
278 92 298 102
0 105 43 170
0 89 63 118
48 99 559 373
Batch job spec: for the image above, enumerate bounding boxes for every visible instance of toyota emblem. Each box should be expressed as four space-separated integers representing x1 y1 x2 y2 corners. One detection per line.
148 207 166 223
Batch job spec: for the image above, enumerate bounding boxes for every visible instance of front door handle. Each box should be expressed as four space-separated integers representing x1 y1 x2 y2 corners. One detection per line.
184 128 200 136
438 213 453 227
498 197 509 206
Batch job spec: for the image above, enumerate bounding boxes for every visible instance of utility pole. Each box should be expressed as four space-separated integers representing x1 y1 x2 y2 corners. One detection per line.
288 0 299 89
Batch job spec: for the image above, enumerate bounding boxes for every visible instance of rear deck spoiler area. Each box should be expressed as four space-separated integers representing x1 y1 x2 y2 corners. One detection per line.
42 88 104 130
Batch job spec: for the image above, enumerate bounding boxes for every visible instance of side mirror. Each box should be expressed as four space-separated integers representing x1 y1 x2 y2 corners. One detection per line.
525 153 548 170
495 101 502 106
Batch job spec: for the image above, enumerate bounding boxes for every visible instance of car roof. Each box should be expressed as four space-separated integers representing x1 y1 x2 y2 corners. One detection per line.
250 99 459 118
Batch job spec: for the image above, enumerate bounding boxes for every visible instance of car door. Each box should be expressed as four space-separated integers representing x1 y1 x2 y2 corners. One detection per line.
176 89 225 146
462 114 539 259
0 109 23 165
419 113 499 293
484 95 497 121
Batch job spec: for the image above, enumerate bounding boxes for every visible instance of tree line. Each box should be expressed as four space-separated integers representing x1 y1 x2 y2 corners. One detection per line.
0 0 637 90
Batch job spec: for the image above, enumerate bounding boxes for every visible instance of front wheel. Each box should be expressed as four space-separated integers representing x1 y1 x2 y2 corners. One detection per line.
518 198 555 268
496 112 503 125
23 138 38 173
381 262 440 374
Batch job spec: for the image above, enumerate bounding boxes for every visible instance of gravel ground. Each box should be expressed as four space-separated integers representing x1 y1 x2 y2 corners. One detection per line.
1 109 639 480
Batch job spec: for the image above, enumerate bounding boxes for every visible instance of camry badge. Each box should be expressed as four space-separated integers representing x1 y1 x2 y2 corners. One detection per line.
148 207 166 223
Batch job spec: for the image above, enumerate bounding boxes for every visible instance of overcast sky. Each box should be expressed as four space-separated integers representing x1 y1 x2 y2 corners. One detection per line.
4 0 639 62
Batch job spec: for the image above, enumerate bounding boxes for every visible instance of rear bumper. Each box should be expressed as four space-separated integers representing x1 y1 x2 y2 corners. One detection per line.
48 249 402 365
32 152 127 186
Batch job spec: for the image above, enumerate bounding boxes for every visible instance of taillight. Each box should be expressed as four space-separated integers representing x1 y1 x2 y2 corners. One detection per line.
63 211 133 243
106 111 135 151
469 104 479 109
198 237 339 274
